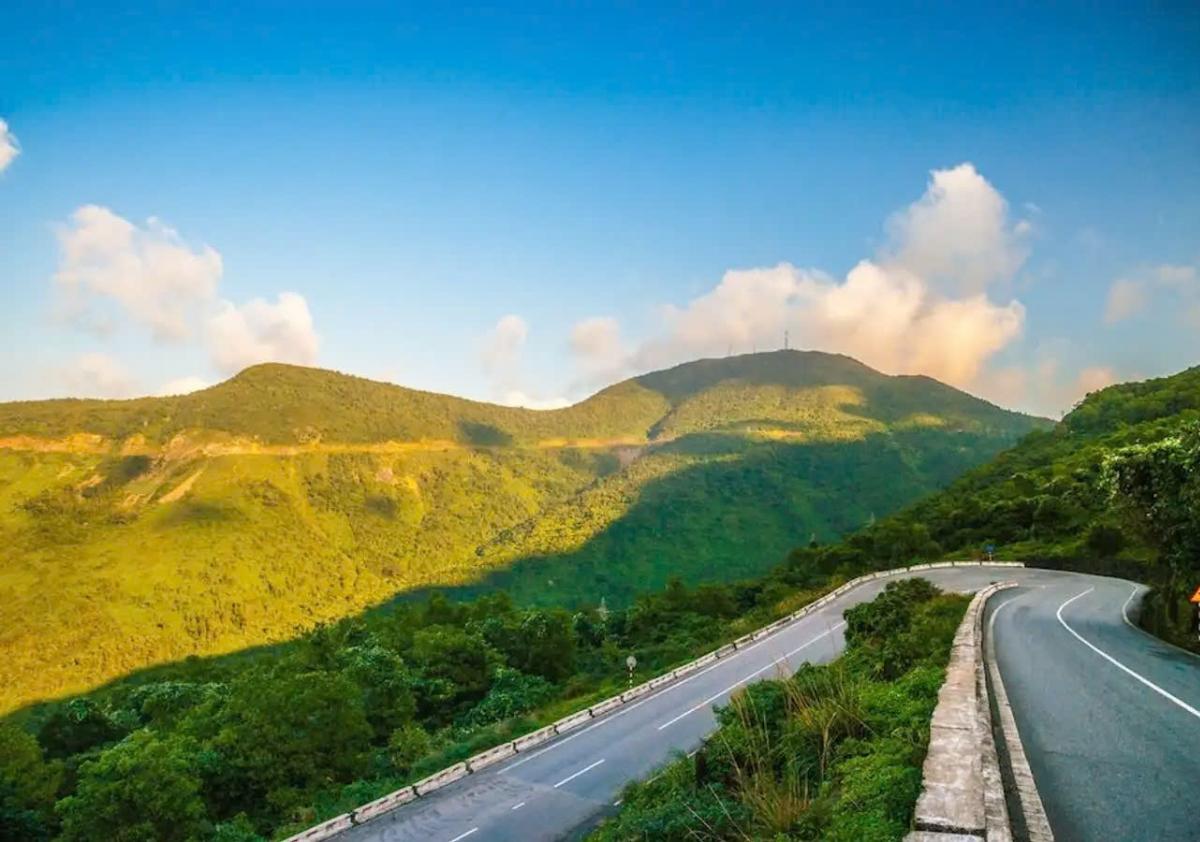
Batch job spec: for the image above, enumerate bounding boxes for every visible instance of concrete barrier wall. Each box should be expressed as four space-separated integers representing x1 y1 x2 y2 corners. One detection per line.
905 581 1017 842
513 724 557 752
285 560 1025 840
466 743 516 773
287 814 353 842
589 696 623 717
352 788 416 824
414 762 467 797
553 709 593 734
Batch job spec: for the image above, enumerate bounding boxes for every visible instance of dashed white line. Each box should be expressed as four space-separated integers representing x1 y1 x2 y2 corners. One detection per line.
446 829 478 842
502 607 838 771
510 801 525 810
553 758 605 788
656 622 845 730
1057 588 1200 721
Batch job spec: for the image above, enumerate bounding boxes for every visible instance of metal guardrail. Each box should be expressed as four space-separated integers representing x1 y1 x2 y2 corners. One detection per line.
286 560 1025 841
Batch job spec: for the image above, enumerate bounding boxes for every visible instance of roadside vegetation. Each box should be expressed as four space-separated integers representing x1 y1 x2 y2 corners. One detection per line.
786 365 1200 651
0 543 847 841
588 579 969 841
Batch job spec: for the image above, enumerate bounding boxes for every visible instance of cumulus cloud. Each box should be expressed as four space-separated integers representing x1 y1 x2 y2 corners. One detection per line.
885 163 1030 294
1104 264 1199 326
480 315 528 384
1075 366 1117 396
59 353 138 398
157 376 212 396
53 205 223 341
207 292 319 375
0 119 19 174
574 163 1029 393
1104 278 1147 323
570 316 629 386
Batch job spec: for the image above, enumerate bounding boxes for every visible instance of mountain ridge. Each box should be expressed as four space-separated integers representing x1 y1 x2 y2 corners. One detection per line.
0 350 1047 713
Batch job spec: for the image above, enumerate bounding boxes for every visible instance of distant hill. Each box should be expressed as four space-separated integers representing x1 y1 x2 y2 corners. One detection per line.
787 363 1200 645
0 350 1046 712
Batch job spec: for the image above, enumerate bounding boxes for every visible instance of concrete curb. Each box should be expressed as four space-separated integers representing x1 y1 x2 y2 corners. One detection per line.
285 560 1025 841
985 593 1055 842
907 581 1018 842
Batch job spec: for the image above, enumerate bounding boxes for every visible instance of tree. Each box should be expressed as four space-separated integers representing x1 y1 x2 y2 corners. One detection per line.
56 731 208 842
409 626 497 719
211 672 372 813
1103 423 1200 578
0 725 62 841
37 699 124 759
386 725 431 774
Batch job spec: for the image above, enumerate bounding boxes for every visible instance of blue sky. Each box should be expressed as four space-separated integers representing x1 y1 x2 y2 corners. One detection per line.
1 2 1197 416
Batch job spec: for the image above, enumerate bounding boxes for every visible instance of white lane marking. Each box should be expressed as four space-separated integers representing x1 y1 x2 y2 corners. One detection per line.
553 758 605 788
446 829 478 842
1120 584 1142 632
510 801 525 810
503 605 844 771
1057 588 1200 721
1119 583 1200 661
656 622 845 731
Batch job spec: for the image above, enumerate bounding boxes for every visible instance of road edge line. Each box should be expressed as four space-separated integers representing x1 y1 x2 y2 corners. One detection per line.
985 592 1055 842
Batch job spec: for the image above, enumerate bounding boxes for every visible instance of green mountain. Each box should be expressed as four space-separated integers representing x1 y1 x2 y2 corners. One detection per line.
0 351 1045 713
790 363 1200 646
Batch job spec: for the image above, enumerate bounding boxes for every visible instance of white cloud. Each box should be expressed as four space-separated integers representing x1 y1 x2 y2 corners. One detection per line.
157 376 212 396
885 163 1030 295
479 314 528 396
577 163 1029 393
1104 263 1199 326
53 205 223 341
1075 366 1117 396
1104 278 1147 323
0 119 19 174
59 353 138 398
206 292 319 375
569 316 629 386
499 390 571 410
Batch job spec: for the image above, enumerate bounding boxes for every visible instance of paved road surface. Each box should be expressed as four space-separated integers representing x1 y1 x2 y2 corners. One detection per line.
987 574 1200 842
341 565 1029 842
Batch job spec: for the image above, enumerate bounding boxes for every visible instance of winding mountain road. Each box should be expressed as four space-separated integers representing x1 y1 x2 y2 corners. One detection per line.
339 566 1200 842
987 574 1200 842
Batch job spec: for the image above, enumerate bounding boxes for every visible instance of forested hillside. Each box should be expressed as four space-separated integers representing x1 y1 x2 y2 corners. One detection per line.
790 363 1200 648
0 351 1044 713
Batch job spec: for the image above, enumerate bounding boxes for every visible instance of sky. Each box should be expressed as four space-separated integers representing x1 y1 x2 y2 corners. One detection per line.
1 2 1198 417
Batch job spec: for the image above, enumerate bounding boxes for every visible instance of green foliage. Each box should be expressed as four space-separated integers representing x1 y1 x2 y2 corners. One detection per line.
1102 422 1200 577
0 725 62 841
0 351 1041 716
385 725 431 775
589 582 967 841
55 731 208 842
784 365 1200 582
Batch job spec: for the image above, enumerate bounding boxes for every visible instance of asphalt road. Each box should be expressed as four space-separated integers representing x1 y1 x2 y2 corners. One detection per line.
339 565 1029 842
987 573 1200 842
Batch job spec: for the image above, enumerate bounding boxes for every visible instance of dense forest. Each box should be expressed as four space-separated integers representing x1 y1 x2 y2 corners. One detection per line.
1 362 1196 840
0 541 840 840
0 351 1043 713
786 364 1200 649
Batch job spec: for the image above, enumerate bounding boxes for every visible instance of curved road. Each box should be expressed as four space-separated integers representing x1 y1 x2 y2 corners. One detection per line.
987 573 1200 842
339 566 1013 842
339 566 1200 842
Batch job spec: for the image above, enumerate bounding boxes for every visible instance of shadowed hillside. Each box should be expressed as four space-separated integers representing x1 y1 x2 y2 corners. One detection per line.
0 351 1046 712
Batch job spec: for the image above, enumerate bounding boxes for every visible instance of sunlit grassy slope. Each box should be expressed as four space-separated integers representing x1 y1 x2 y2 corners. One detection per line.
0 351 1046 712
